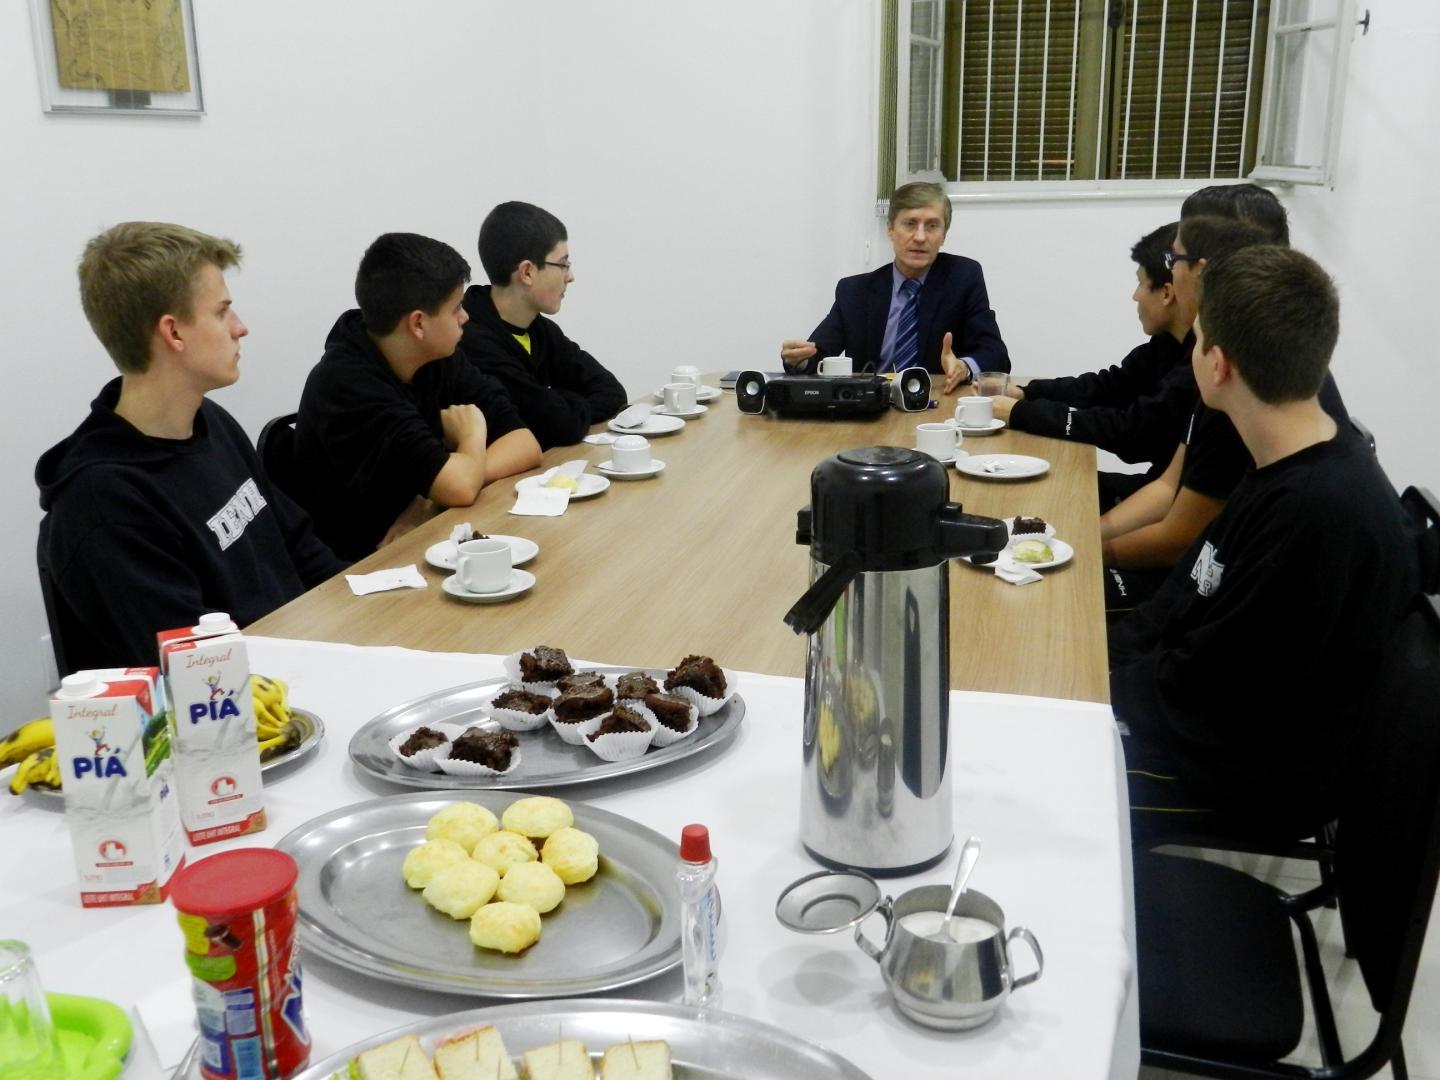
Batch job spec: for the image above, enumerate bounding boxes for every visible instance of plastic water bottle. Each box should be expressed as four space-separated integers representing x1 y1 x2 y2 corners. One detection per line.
676 823 722 1009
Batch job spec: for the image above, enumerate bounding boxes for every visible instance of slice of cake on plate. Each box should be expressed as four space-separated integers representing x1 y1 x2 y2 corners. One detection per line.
600 1039 673 1079
522 1039 593 1080
353 1034 439 1080
433 1025 518 1080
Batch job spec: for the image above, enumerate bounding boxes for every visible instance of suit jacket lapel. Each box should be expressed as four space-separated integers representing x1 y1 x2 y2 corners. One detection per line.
865 267 891 369
914 255 948 365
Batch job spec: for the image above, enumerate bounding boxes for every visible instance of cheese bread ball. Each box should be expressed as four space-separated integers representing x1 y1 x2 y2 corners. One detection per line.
497 861 566 914
469 901 543 954
422 859 500 919
501 796 574 840
401 838 470 889
425 802 499 853
541 827 600 885
472 830 538 875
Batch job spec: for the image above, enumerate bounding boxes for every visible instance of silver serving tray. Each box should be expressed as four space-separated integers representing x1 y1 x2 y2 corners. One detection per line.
24 706 323 801
349 668 744 790
274 790 682 998
287 998 872 1080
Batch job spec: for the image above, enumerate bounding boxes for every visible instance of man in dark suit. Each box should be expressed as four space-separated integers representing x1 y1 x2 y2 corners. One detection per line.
780 181 1008 393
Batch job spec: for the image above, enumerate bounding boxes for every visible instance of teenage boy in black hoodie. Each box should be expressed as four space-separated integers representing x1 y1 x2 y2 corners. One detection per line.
1110 246 1414 842
36 222 346 670
296 233 542 560
459 202 627 449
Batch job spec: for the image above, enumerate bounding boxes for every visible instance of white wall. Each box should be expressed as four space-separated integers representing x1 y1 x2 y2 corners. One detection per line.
0 1 1434 725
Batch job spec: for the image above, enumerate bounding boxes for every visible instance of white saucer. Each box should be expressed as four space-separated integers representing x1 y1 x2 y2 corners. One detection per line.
956 454 1051 480
424 534 540 572
441 569 536 603
654 385 721 403
595 459 667 480
964 537 1074 570
608 413 686 437
652 403 709 419
514 473 611 499
956 418 1007 435
917 451 969 465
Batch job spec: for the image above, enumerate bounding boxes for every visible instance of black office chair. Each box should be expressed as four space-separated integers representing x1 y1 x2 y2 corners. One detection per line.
1350 415 1377 454
257 412 310 510
1135 537 1440 1077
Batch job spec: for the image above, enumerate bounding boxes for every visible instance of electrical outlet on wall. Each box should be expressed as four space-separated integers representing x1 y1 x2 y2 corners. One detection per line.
40 634 58 692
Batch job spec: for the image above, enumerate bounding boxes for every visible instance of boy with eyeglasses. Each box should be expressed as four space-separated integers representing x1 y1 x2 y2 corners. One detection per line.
459 202 628 450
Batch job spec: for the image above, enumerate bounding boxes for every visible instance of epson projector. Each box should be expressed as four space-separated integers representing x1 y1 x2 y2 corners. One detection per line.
735 367 931 418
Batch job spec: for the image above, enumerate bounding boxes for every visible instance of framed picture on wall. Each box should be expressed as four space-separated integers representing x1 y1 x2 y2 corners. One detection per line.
28 0 204 116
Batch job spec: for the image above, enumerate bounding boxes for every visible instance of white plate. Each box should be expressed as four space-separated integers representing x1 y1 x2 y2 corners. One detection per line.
654 384 721 403
608 413 686 437
595 458 667 480
956 417 1007 435
513 473 610 499
441 569 536 602
652 403 709 419
424 534 540 572
956 454 1051 480
964 536 1074 570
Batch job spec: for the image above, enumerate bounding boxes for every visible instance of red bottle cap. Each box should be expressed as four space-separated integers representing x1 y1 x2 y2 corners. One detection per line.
680 824 712 862
170 848 298 916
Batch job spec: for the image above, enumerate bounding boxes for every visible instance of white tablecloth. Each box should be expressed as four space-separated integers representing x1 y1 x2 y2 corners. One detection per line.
1 637 1136 1079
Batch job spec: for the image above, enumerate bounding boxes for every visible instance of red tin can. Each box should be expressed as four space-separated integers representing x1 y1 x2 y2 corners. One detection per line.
171 849 310 1080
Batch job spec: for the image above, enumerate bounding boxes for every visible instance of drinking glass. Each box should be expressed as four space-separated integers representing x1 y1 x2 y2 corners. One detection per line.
0 941 62 1078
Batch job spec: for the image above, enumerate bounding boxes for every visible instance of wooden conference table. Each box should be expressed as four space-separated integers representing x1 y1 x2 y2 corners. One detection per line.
251 383 1108 704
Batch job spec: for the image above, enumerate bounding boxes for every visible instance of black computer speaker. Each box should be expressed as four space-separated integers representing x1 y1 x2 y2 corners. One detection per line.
891 366 932 412
736 370 768 414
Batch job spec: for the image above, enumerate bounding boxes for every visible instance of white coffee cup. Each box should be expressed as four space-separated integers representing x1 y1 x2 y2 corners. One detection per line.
956 396 994 427
671 365 704 389
457 538 512 593
818 355 853 377
611 434 653 472
663 382 697 412
916 421 964 461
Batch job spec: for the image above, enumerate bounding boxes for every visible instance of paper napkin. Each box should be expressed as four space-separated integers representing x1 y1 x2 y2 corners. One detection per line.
991 551 1043 586
611 402 653 429
345 565 428 595
450 522 474 545
583 433 617 445
510 487 571 516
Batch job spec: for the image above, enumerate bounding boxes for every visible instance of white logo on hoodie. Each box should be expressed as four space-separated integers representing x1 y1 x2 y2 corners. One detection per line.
206 479 268 550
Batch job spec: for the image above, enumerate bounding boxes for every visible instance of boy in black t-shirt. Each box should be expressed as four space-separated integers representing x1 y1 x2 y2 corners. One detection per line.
1110 246 1416 842
296 233 542 559
37 222 346 669
459 202 627 450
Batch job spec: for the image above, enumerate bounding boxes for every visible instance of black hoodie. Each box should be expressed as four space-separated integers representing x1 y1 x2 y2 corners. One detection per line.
36 379 346 669
460 285 627 450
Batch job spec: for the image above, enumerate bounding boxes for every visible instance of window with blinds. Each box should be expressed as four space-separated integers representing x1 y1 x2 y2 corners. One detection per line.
946 0 1269 183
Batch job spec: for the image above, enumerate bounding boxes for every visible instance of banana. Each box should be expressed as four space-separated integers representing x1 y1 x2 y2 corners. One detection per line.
0 718 55 768
9 748 55 796
33 748 61 791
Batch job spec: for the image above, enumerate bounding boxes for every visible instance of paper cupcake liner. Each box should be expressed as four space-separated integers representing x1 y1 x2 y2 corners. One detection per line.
388 722 467 771
487 683 558 732
647 699 700 747
503 649 576 693
549 710 605 745
585 706 659 762
435 734 522 777
662 668 739 717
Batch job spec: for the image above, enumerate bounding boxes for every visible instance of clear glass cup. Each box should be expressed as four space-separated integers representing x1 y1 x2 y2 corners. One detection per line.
0 941 62 1077
976 371 1009 398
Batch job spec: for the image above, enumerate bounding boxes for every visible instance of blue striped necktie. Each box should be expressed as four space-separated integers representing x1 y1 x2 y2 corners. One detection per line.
888 278 921 373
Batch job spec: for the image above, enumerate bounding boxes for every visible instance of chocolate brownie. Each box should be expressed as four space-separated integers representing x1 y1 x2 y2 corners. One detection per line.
588 704 651 742
664 655 726 699
556 671 606 694
449 729 519 770
616 671 660 699
553 685 614 723
1012 516 1048 535
644 692 693 732
398 726 449 756
492 688 554 715
520 645 573 683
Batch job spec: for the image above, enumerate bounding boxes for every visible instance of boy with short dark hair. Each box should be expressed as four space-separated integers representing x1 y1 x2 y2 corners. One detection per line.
459 202 627 449
1111 245 1415 841
296 233 542 560
1180 182 1289 244
37 222 346 670
995 222 1195 504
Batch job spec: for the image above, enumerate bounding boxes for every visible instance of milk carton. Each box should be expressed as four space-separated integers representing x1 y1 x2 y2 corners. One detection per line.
50 668 186 907
157 612 266 845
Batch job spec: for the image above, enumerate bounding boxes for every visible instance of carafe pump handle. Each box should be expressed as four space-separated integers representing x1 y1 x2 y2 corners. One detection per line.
783 551 862 636
938 505 1009 563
